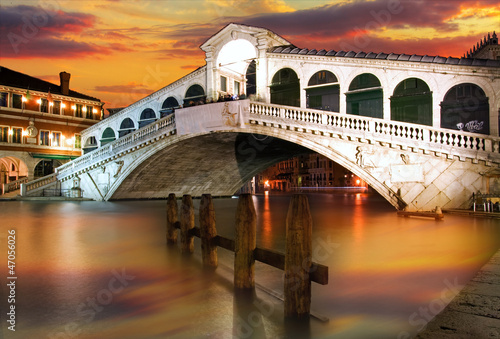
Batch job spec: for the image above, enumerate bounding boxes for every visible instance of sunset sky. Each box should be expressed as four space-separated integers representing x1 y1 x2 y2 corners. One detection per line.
1 0 498 108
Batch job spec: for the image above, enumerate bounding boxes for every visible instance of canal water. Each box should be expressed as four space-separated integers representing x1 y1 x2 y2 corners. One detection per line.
0 193 499 339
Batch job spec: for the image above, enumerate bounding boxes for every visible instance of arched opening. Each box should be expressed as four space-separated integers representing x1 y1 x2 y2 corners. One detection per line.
160 97 179 118
246 60 256 97
139 108 157 128
83 136 98 154
100 127 116 146
306 70 339 112
440 83 490 134
0 156 28 185
346 73 383 118
184 85 206 107
119 118 136 137
270 68 300 107
391 78 432 126
34 159 61 178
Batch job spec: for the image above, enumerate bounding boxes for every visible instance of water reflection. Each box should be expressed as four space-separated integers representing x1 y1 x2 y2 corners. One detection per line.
0 193 499 339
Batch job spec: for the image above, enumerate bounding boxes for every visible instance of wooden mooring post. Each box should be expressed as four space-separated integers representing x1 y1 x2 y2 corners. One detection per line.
180 194 195 253
234 193 257 289
166 193 178 244
166 193 328 319
284 194 312 319
199 194 218 269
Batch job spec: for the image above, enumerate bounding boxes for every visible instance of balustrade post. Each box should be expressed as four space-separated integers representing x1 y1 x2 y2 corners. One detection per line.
199 194 218 269
166 193 178 244
180 194 195 253
234 193 256 289
284 194 312 319
485 139 492 152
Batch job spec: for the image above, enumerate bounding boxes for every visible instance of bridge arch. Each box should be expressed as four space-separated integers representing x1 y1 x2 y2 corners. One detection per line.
138 108 157 128
100 127 116 146
184 84 206 106
391 77 433 126
270 68 301 107
440 83 490 134
346 73 383 118
305 70 339 112
119 118 136 137
160 96 179 117
103 128 403 209
83 136 97 154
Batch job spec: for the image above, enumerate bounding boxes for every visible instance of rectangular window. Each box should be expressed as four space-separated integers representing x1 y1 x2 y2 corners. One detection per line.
234 81 240 95
52 100 61 114
12 94 22 109
12 128 22 144
0 93 7 107
86 105 93 119
74 134 81 148
0 126 8 142
40 130 50 146
40 98 48 113
51 132 61 147
220 76 227 92
75 104 83 118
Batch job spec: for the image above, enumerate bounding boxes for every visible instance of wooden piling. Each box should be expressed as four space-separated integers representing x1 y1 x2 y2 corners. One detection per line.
234 194 256 289
284 194 312 319
199 194 218 268
166 193 178 244
180 194 195 253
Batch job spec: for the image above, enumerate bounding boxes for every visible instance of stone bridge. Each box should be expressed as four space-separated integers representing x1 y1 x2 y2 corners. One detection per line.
21 23 500 211
24 99 500 211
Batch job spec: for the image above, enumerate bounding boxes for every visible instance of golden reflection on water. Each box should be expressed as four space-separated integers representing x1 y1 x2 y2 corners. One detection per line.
0 194 499 339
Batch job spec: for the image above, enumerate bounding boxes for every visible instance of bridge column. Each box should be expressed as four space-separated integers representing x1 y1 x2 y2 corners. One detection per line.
255 33 270 103
203 47 217 101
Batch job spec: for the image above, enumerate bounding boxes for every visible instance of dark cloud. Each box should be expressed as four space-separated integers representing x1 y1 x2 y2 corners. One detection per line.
0 5 98 58
94 82 153 94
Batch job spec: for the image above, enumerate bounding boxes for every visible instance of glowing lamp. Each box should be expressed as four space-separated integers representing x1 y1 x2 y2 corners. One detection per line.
93 108 97 114
22 130 28 137
61 103 66 108
8 129 13 136
36 99 41 104
82 107 87 112
71 105 76 110
356 179 361 185
22 96 27 102
66 138 74 146
49 102 54 106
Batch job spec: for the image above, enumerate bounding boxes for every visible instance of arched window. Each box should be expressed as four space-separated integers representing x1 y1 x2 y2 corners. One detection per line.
100 127 116 146
139 108 157 128
83 136 97 154
184 85 205 106
391 78 432 126
160 97 179 117
306 71 339 112
441 83 489 134
270 68 300 107
119 118 135 137
346 73 383 118
34 159 61 178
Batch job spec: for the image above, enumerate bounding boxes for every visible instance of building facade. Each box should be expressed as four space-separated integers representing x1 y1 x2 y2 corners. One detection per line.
0 66 103 191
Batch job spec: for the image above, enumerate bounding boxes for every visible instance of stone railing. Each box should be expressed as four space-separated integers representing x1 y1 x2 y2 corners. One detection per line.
20 173 57 196
56 113 176 179
2 177 28 194
249 101 500 164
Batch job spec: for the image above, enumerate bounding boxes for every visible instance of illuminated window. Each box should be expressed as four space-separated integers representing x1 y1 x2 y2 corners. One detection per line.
234 81 240 95
75 104 83 118
52 100 61 114
52 132 61 147
40 98 48 113
74 134 81 148
86 105 93 119
12 94 22 109
40 130 50 146
0 126 8 142
12 128 22 143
